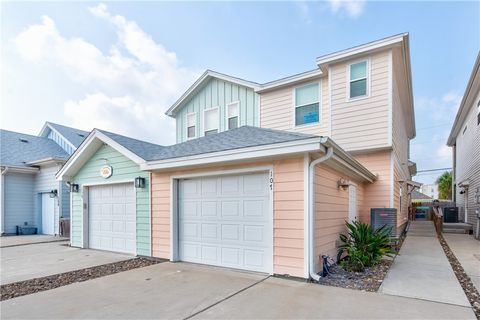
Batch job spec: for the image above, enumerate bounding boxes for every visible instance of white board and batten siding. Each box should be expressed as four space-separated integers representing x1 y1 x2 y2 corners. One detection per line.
34 163 63 235
3 172 35 234
175 78 259 143
455 90 480 224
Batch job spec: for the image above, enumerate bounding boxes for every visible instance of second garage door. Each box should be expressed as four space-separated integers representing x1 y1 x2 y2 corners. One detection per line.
88 183 136 254
178 172 272 273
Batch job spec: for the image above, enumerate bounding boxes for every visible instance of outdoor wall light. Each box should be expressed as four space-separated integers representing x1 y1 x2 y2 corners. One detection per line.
337 179 350 190
49 189 58 198
70 184 79 193
135 177 146 188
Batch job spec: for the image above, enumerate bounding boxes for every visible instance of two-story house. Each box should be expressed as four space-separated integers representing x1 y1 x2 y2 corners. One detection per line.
58 33 416 280
447 52 480 234
0 122 88 235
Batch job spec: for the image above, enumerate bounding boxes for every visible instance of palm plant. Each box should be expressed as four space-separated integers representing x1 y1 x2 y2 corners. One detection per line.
337 221 395 272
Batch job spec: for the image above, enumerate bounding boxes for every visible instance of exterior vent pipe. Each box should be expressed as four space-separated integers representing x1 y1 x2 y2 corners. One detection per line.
308 143 333 281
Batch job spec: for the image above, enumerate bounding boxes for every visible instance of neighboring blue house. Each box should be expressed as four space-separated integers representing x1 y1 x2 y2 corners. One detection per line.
0 122 89 235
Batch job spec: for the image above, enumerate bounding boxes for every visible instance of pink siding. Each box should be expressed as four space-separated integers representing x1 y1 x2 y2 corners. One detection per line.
314 164 365 272
354 150 392 223
150 157 306 277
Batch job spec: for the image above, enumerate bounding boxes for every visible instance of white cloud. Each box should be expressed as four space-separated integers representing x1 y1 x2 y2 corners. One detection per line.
328 0 366 18
14 3 199 145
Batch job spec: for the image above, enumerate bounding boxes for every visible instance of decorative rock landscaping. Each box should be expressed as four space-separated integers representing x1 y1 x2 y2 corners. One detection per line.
317 260 393 292
1 258 161 301
438 233 480 319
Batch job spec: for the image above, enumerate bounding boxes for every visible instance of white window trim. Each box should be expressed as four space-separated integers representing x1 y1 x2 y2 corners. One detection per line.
292 82 321 128
185 112 197 140
202 106 220 137
346 58 371 102
226 101 240 130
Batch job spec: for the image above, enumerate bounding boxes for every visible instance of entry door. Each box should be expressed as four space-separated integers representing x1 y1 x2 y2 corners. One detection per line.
41 193 55 235
348 185 357 223
178 172 272 273
88 183 136 254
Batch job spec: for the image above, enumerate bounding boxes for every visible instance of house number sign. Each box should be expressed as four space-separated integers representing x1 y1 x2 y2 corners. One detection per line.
100 165 113 179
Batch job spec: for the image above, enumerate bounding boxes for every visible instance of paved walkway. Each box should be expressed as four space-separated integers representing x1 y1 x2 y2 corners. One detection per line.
380 221 471 308
0 235 68 248
444 233 480 291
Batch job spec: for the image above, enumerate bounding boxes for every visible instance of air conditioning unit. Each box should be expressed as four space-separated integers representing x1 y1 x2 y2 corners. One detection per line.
371 208 397 237
443 207 458 223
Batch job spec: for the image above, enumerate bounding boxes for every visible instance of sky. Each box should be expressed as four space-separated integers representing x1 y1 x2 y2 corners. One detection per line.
1 1 479 185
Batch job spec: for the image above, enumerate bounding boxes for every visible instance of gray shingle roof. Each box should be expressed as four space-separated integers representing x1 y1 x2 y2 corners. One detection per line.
98 130 165 160
47 122 90 148
412 190 433 200
145 126 317 161
1 129 69 167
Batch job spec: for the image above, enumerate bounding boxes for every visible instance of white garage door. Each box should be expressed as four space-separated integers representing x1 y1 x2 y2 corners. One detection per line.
88 183 136 254
178 172 272 273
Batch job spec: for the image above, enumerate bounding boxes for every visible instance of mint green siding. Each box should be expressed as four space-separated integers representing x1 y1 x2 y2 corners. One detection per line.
70 144 150 256
176 79 259 143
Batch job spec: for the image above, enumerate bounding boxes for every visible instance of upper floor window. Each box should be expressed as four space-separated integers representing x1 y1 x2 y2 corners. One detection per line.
186 113 196 139
349 60 368 99
204 108 219 136
227 101 239 130
294 83 319 126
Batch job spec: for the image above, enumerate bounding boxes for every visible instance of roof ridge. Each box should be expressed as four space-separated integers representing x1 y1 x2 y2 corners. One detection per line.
1 128 53 140
96 129 164 147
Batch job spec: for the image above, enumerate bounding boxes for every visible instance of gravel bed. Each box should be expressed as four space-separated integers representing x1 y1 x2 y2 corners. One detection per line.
1 258 160 301
438 233 480 319
317 260 393 292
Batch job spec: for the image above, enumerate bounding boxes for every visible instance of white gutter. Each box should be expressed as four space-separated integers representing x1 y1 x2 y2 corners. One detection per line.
308 142 334 281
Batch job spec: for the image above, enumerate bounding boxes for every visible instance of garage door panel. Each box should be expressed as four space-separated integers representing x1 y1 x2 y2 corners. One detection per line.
179 172 272 273
88 183 136 255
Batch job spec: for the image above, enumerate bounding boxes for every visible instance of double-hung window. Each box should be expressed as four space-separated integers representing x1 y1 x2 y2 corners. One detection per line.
349 60 368 99
204 108 219 136
294 83 320 126
227 102 239 130
186 113 196 139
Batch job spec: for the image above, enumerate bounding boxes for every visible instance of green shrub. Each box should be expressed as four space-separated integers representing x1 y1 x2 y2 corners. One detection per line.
337 221 395 272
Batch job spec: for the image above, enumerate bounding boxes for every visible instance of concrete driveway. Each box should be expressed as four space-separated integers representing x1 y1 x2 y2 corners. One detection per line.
1 241 132 285
1 262 475 319
0 235 68 248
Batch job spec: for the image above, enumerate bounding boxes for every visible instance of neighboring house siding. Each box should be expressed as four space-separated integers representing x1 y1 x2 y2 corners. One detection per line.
47 130 75 155
3 172 35 234
455 91 480 224
150 156 306 277
314 164 364 272
259 77 330 136
354 150 392 223
175 78 259 143
70 144 151 256
330 51 390 151
34 164 62 234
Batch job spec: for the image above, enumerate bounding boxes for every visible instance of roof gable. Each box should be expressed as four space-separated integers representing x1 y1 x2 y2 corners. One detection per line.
39 122 90 149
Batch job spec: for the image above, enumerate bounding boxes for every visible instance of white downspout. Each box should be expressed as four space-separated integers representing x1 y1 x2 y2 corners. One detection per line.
308 147 334 281
1 167 9 235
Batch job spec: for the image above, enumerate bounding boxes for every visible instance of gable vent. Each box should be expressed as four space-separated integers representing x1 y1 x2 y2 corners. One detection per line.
19 138 29 143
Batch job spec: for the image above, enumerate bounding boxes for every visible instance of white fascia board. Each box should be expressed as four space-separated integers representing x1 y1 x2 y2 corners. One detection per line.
141 138 324 171
166 70 261 117
316 33 406 69
26 157 66 166
56 130 146 181
256 69 324 93
0 165 39 174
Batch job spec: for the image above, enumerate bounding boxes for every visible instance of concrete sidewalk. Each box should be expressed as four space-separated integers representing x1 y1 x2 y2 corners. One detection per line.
444 233 480 291
380 221 471 307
